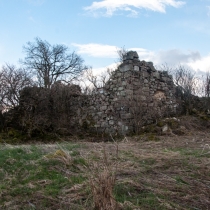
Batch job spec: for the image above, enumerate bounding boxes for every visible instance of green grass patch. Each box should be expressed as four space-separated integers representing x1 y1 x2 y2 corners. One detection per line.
0 143 85 208
168 147 210 158
114 183 166 209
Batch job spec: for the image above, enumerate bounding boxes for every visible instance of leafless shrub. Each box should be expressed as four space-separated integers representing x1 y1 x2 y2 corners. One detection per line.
84 68 112 90
0 64 32 110
168 66 199 114
18 83 87 137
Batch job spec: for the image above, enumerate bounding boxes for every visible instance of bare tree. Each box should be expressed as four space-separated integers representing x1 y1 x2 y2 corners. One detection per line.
205 71 210 98
22 37 87 88
78 67 113 98
116 46 128 63
172 66 198 115
0 64 32 110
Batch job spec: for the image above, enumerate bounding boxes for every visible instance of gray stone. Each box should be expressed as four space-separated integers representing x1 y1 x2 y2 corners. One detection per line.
101 122 108 127
125 90 133 95
119 64 133 72
162 124 169 133
109 120 114 125
161 77 167 82
118 87 124 91
152 72 160 79
120 91 126 96
84 51 177 135
140 96 146 101
142 87 150 92
122 81 127 86
121 113 132 119
134 66 139 71
123 51 139 61
147 62 153 67
142 71 149 78
100 106 107 111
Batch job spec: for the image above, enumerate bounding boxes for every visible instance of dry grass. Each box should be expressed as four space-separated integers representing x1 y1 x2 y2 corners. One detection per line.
0 125 210 209
88 144 120 210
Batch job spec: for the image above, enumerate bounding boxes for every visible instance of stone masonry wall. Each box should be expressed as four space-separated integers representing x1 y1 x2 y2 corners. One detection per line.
89 51 177 135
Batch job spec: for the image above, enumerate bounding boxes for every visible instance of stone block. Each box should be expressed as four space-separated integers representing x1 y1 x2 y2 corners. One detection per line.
134 66 139 71
140 96 146 101
125 90 133 95
120 91 126 96
124 71 132 78
152 72 160 79
120 113 132 119
117 72 122 77
100 106 107 111
142 71 149 78
133 81 139 86
119 64 133 72
122 81 127 86
118 87 124 91
109 120 114 125
94 124 100 128
101 122 108 127
142 87 150 92
161 77 167 82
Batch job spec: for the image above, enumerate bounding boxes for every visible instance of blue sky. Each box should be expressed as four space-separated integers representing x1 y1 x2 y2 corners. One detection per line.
0 0 210 73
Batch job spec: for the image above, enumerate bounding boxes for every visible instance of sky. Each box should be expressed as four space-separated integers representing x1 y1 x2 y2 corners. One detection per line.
0 0 210 75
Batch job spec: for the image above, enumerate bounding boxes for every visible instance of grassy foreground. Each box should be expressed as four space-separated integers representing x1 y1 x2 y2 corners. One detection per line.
0 132 210 209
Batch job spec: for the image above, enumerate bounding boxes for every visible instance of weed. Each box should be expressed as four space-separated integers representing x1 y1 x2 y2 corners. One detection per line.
88 144 120 210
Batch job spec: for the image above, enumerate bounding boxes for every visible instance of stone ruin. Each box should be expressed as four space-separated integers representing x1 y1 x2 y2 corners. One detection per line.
6 51 210 136
87 51 178 134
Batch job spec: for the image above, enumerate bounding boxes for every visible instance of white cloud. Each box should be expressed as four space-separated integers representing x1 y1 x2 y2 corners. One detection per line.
188 54 210 72
73 42 210 72
72 43 155 60
150 49 210 72
84 0 185 17
72 43 119 58
91 63 119 76
128 49 205 72
153 49 201 66
129 48 156 60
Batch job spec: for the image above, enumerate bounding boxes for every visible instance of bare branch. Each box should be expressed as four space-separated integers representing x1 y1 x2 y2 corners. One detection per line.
0 64 33 110
21 37 87 88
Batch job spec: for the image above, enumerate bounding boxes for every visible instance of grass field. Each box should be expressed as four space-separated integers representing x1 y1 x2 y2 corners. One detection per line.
0 130 210 209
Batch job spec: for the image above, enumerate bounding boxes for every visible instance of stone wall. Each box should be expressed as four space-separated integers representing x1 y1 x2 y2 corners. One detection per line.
89 51 177 134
